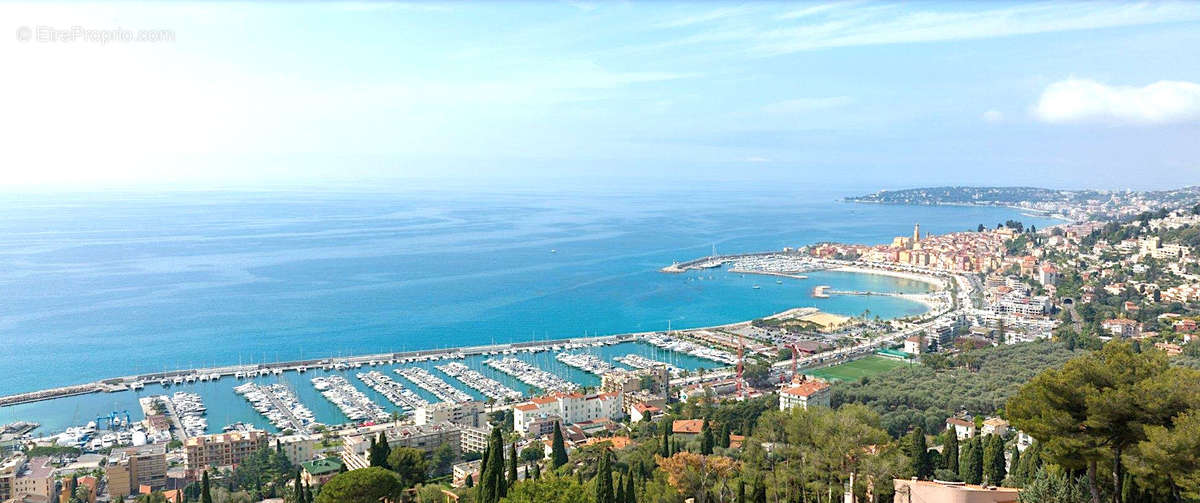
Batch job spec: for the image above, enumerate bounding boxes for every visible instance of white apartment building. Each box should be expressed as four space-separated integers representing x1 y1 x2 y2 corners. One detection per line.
512 391 623 434
415 400 487 429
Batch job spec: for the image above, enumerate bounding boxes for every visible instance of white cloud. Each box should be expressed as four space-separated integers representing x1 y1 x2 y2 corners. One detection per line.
982 109 1004 123
1033 79 1200 125
764 96 853 114
745 156 771 163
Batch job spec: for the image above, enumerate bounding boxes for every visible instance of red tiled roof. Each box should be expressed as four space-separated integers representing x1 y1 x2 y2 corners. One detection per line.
672 419 704 435
781 380 830 398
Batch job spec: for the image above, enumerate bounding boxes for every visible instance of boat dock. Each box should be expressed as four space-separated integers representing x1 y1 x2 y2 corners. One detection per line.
394 367 473 404
0 333 636 407
435 362 523 402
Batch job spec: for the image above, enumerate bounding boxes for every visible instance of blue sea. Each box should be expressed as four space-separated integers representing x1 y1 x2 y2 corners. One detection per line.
0 185 1056 433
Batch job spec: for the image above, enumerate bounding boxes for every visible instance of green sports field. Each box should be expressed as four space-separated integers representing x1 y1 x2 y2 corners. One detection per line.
806 355 913 382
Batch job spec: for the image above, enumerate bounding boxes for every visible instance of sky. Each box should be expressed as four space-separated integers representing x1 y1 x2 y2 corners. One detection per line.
2 1 1200 191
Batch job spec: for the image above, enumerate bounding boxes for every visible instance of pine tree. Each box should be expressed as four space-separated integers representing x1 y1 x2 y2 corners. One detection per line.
551 422 569 470
700 418 714 455
945 431 960 474
506 442 518 488
908 427 931 479
201 470 212 503
594 449 613 503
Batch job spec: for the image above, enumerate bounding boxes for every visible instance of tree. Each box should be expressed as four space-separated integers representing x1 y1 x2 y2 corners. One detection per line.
314 467 402 503
595 449 614 503
465 474 474 488
520 445 544 463
657 452 737 503
386 446 428 489
700 419 714 455
292 468 304 503
984 434 1006 486
945 431 960 474
430 442 456 477
1018 468 1091 503
718 422 730 449
960 436 982 485
201 470 213 503
625 471 636 503
660 422 671 458
615 472 626 503
1007 444 1021 486
908 427 931 479
1125 410 1200 501
1008 342 1200 503
501 474 590 503
507 442 518 488
479 427 509 503
551 422 569 470
368 433 391 470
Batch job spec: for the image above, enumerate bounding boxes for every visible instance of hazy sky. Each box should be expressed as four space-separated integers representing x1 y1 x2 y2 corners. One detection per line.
3 1 1200 191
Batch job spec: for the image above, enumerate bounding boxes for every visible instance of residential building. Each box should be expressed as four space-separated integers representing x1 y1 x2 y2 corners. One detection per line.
600 366 670 396
946 417 976 440
671 419 704 439
106 444 167 497
415 400 487 429
275 433 320 465
893 479 1021 503
341 422 462 470
459 426 488 454
11 456 53 502
1101 318 1141 338
903 335 924 355
511 391 623 434
184 430 268 479
629 402 662 423
778 379 831 411
300 458 343 487
981 418 1009 437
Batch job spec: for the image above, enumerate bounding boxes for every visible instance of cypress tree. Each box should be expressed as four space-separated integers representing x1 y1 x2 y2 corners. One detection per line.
369 432 391 470
465 474 474 488
945 431 959 473
752 476 767 503
293 468 304 503
737 479 746 503
700 418 714 455
718 422 730 449
966 437 984 485
594 450 613 503
958 438 974 482
625 471 635 503
908 427 930 479
201 470 212 503
304 482 312 503
1007 444 1020 485
659 423 671 458
492 428 508 501
551 422 569 470
615 472 626 503
984 435 1006 486
506 442 518 488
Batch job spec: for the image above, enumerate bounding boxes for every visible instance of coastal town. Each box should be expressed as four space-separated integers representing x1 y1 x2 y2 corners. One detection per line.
4 187 1200 503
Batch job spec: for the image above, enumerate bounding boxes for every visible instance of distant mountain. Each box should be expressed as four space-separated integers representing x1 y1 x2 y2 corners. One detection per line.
846 186 1200 207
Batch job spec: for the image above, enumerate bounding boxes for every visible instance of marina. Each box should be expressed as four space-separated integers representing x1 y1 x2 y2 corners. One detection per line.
435 362 523 402
485 357 578 394
394 367 473 404
614 354 682 376
642 332 739 365
233 382 317 434
169 392 208 438
312 376 390 423
554 352 615 376
357 371 428 412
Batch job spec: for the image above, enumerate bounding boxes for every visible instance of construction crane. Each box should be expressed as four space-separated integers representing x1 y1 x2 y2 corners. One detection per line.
95 410 132 430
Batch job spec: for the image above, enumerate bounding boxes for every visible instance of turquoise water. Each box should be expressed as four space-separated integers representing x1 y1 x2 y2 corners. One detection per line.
0 186 1056 432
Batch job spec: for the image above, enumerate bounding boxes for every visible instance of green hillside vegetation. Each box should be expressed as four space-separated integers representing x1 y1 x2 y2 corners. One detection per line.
831 340 1077 436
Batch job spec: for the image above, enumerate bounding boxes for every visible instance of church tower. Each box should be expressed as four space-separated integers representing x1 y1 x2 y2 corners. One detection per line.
912 223 920 246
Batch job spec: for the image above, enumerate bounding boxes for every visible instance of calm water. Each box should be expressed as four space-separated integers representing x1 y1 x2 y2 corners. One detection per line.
0 186 1056 432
